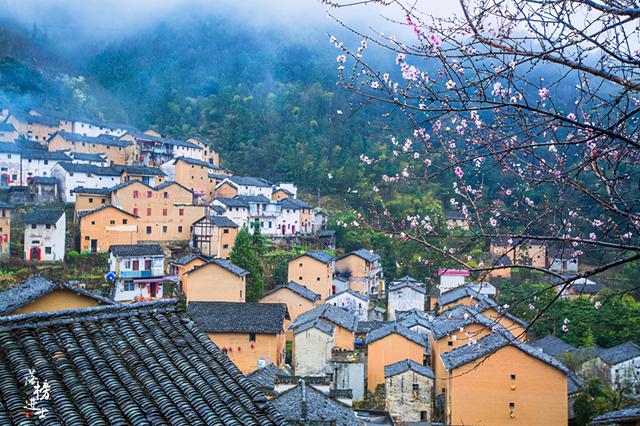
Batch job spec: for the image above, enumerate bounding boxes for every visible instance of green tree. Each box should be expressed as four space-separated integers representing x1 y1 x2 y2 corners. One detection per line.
250 220 268 257
230 226 264 302
574 378 622 426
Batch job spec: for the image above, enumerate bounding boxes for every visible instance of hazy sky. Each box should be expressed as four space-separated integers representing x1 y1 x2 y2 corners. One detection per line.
0 0 458 42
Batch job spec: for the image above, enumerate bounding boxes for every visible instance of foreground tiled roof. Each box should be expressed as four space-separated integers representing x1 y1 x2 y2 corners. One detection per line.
0 300 285 424
355 320 386 334
291 250 334 265
365 322 426 347
246 363 290 392
596 341 640 365
172 253 209 266
591 405 640 425
429 305 502 340
326 288 369 303
185 258 249 277
531 335 581 358
388 276 426 294
262 281 321 302
71 186 113 195
269 380 358 426
440 331 571 375
118 164 166 177
337 248 379 263
30 176 58 185
188 302 289 334
397 309 431 330
0 276 115 315
384 359 434 379
289 304 357 332
23 209 64 225
108 244 164 257
294 318 335 336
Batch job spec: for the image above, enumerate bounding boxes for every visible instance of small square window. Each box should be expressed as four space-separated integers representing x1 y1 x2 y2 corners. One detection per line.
509 402 515 410
88 198 94 203
448 341 453 347
109 220 115 225
162 226 167 233
45 247 52 254
31 224 36 229
123 219 128 224
91 221 95 225
178 226 183 233
510 374 516 381
249 333 256 342
45 224 51 229
412 383 419 391
146 226 152 235
223 229 229 234
223 244 229 249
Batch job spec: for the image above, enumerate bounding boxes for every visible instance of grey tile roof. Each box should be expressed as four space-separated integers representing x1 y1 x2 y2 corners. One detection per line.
269 380 358 426
326 288 370 303
262 281 321 302
278 198 307 210
10 109 59 126
177 156 224 170
338 248 380 263
71 186 113 195
591 405 640 424
228 176 273 188
215 197 249 208
23 209 64 224
22 149 70 161
154 180 192 193
108 244 164 257
388 276 426 294
289 304 358 332
30 176 57 185
397 309 431 330
236 194 272 204
119 164 166 177
186 258 249 277
210 204 226 214
384 359 434 379
365 322 427 347
57 162 122 176
294 318 335 336
568 372 583 395
355 320 386 334
0 201 14 209
291 250 335 265
194 215 239 228
0 299 285 424
0 121 16 132
172 253 210 266
440 331 571 375
54 130 133 147
0 275 115 316
531 335 581 358
68 151 107 162
246 363 290 391
188 302 289 334
596 342 640 365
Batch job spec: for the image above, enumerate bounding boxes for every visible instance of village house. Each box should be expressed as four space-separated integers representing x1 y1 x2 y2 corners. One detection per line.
52 162 122 202
240 194 281 235
0 142 22 186
78 205 139 252
5 109 64 142
396 309 431 337
365 323 427 392
440 331 570 426
216 176 274 198
272 187 295 201
162 156 229 199
26 176 58 203
67 151 108 164
0 202 13 256
293 318 335 376
186 136 220 165
260 281 321 340
326 288 369 321
384 359 435 424
490 237 547 269
288 251 335 300
437 268 470 293
591 406 640 426
555 275 607 299
245 362 291 396
212 197 250 228
181 258 248 303
118 130 201 166
191 214 238 258
444 210 470 230
108 244 169 302
579 342 640 390
170 253 209 282
278 197 313 234
0 275 115 316
313 207 328 233
269 379 359 426
119 164 166 186
47 131 136 165
0 300 285 424
531 335 583 361
23 209 66 262
289 304 358 353
21 149 70 185
548 248 580 273
387 276 426 320
0 120 18 142
187 301 289 374
335 249 384 295
73 186 112 216
28 108 129 138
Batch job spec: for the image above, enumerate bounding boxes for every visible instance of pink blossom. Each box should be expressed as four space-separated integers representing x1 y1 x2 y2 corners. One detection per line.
360 39 368 50
538 87 549 100
594 301 602 310
454 166 464 178
566 113 577 121
429 34 441 48
445 80 457 89
561 324 569 333
589 232 596 240
370 81 379 89
336 55 346 63
396 53 405 64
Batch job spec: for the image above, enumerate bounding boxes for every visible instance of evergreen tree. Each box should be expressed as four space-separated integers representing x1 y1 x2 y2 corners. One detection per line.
230 226 264 302
250 220 268 257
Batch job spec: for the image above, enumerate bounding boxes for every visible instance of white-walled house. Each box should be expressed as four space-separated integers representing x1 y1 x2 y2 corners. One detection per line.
218 176 274 197
277 198 303 235
212 198 250 228
21 150 70 185
52 162 121 202
240 195 280 236
0 144 22 186
387 276 426 320
549 249 579 273
580 342 640 390
293 319 335 376
325 289 369 321
437 268 470 293
23 210 66 262
108 244 166 302
313 208 328 233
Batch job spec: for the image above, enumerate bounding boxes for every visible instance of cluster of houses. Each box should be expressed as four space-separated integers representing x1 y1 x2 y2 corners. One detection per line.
0 107 331 262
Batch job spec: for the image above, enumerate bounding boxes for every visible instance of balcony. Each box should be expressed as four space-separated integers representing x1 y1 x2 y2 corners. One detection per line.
119 267 164 279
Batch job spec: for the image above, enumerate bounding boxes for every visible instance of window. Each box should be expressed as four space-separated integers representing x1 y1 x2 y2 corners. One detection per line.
223 244 229 249
45 224 51 229
133 190 139 198
146 226 152 235
133 208 138 215
144 260 151 270
448 341 453 347
91 221 95 225
132 260 139 270
124 282 135 291
179 208 184 216
249 333 256 342
31 224 36 229
162 226 167 233
162 208 168 216
163 191 169 199
223 229 229 234
123 219 128 224
147 208 152 216
509 402 515 410
299 263 303 267
178 226 183 233
147 191 152 198
84 236 90 241
44 160 48 165
510 374 516 381
109 220 115 225
299 276 303 281
88 198 94 203
125 260 131 269
101 199 106 204
45 247 52 254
